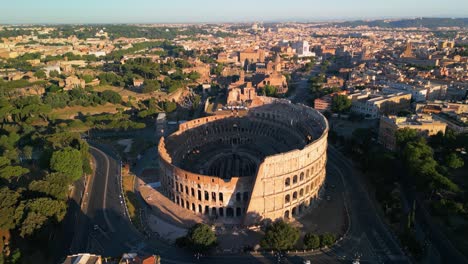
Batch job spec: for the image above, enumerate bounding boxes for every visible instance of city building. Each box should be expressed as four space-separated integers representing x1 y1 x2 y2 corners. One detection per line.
291 40 314 57
379 114 447 150
239 48 266 65
62 253 102 264
350 91 412 119
314 91 348 112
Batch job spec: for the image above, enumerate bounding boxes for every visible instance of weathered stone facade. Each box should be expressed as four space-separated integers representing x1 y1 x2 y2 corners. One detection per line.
158 101 328 225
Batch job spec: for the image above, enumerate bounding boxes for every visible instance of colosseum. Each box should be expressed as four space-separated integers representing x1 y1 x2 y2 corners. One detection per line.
158 100 328 225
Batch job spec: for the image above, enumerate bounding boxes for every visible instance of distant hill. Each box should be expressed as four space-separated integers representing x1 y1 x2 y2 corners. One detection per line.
331 18 468 28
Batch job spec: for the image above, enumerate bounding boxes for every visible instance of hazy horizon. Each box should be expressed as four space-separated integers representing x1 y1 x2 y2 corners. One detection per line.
1 0 468 24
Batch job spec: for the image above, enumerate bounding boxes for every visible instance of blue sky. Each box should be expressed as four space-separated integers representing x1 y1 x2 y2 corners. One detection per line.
1 0 467 24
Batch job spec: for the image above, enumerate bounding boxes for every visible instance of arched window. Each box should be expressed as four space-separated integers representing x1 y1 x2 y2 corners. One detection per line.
284 210 290 219
236 207 242 217
293 191 297 200
300 172 304 181
243 192 249 201
306 185 309 194
285 194 290 203
293 175 298 184
285 178 290 187
212 207 217 216
299 189 304 197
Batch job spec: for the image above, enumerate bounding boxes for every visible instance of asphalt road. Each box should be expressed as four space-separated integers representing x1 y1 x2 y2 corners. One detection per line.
321 147 409 264
66 141 411 264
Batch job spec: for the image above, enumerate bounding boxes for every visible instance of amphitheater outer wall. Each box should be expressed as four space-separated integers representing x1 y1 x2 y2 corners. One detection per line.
158 103 328 224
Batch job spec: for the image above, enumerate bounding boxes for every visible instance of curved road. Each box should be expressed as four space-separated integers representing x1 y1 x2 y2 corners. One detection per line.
68 142 410 264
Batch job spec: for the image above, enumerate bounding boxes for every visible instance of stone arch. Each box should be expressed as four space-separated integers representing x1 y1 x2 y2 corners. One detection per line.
300 172 304 181
285 194 290 203
293 175 298 184
299 188 304 197
293 191 297 200
226 207 234 217
285 177 290 187
284 210 290 219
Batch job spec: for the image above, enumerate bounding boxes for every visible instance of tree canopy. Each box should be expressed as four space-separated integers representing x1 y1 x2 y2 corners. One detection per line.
50 147 83 181
445 152 464 169
179 223 217 252
260 220 300 250
303 233 320 250
331 94 351 113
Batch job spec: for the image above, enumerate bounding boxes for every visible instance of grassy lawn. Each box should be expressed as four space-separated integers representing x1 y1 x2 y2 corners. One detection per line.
52 103 126 119
122 173 144 231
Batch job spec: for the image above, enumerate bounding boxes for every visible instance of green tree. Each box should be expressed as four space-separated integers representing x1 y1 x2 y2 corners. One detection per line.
320 233 336 247
331 94 351 113
142 80 161 93
445 152 464 169
34 70 46 79
19 212 47 237
22 146 33 160
82 74 94 83
188 71 201 82
263 85 277 97
50 147 83 181
49 70 59 78
185 223 217 252
0 187 20 230
28 173 70 200
260 220 300 250
395 128 419 149
0 166 29 181
303 233 320 250
19 198 67 237
101 90 122 104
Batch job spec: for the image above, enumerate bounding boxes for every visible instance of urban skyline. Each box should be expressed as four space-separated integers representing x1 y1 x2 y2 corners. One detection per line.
1 0 468 24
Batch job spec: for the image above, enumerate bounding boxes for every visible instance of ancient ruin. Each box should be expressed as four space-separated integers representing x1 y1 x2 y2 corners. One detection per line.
158 100 329 225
